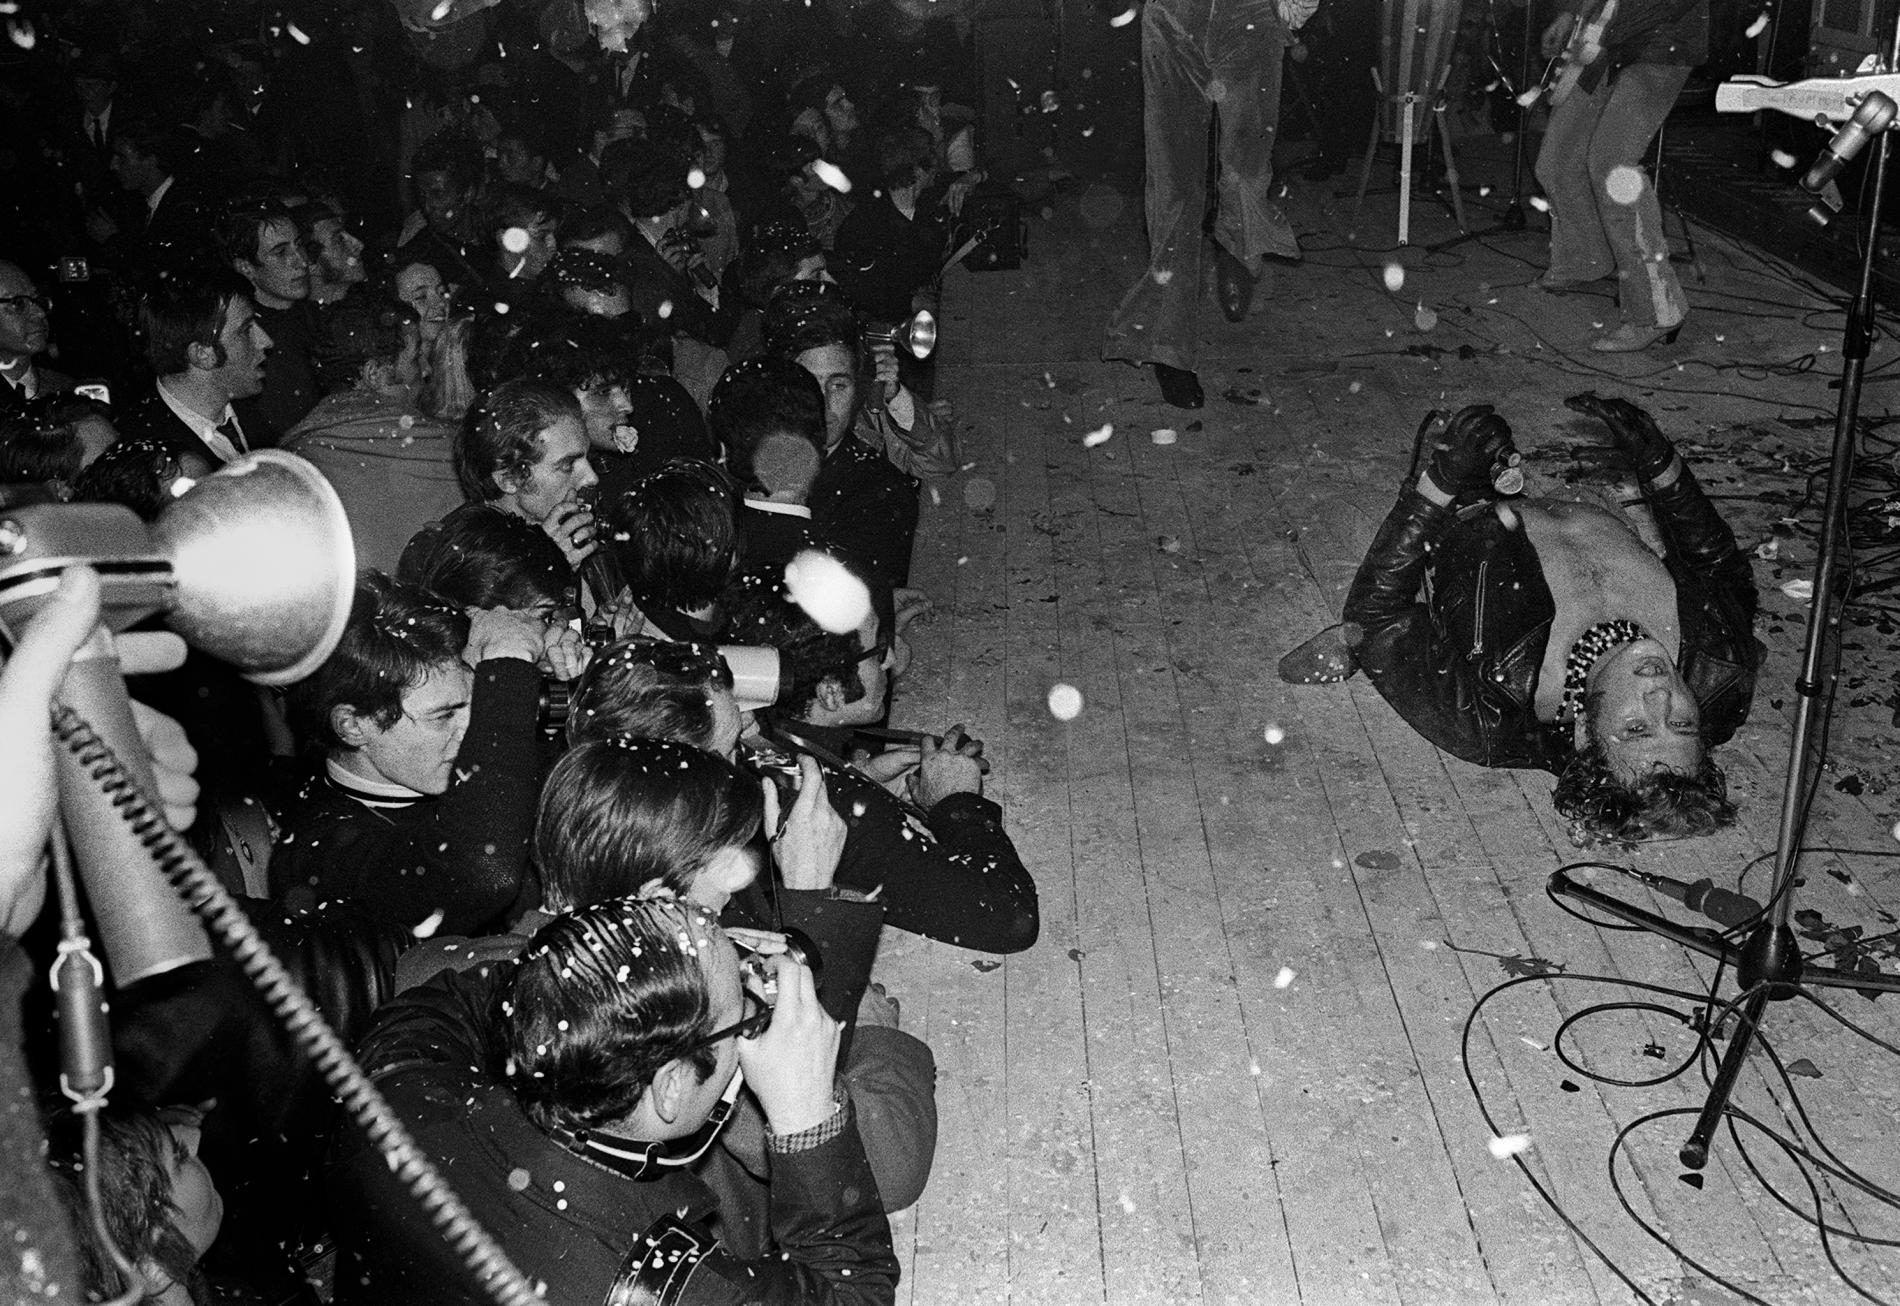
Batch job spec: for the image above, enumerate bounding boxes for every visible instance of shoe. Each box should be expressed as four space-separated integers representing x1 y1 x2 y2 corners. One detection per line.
1214 246 1257 323
1532 271 1605 294
1591 321 1682 353
1154 363 1204 409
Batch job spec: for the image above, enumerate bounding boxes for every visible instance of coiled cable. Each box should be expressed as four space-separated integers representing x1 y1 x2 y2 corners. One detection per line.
51 702 545 1306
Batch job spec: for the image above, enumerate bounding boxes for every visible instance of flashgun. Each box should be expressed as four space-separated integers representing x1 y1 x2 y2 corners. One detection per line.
719 644 786 712
865 309 938 361
0 451 355 984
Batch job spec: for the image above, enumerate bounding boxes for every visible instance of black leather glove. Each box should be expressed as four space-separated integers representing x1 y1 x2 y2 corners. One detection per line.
1422 404 1519 500
1564 391 1676 481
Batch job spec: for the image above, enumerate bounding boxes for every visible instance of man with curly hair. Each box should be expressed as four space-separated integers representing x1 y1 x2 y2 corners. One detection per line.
1294 394 1761 846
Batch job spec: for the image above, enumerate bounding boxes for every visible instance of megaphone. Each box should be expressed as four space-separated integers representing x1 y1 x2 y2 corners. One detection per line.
0 451 355 983
864 309 938 361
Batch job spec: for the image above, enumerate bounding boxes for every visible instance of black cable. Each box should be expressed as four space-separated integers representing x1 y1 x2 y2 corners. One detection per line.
1463 952 1900 1302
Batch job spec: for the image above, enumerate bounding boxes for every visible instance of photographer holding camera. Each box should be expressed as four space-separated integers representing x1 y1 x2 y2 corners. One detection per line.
764 296 942 588
328 893 901 1303
271 572 562 935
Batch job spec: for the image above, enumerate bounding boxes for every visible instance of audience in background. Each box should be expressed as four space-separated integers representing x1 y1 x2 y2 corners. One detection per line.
0 6 999 1299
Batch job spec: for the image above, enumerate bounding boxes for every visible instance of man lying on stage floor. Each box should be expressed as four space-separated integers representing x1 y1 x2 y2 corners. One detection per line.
1285 393 1763 847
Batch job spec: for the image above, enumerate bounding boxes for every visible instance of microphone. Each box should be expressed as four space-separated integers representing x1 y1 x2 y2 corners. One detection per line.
1616 867 1763 929
1802 91 1897 193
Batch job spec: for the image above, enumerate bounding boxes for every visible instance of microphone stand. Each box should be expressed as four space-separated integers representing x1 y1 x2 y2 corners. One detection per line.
1548 18 1900 1171
1501 0 1533 230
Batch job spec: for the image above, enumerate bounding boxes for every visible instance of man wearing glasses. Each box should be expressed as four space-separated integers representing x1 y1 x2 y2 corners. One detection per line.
329 896 899 1305
0 262 73 407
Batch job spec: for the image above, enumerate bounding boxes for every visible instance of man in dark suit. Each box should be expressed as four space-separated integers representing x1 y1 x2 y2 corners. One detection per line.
217 201 320 446
611 139 734 352
116 270 272 474
707 355 834 576
0 261 75 409
764 298 924 588
100 120 207 272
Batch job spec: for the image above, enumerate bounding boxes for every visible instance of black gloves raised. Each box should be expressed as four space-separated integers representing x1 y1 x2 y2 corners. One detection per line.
1565 391 1677 481
1421 404 1521 500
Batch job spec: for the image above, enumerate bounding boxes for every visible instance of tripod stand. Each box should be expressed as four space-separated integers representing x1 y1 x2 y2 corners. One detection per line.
1548 30 1900 1171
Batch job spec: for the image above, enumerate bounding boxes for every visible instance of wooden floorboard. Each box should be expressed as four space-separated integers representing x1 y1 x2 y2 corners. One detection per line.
873 143 1900 1305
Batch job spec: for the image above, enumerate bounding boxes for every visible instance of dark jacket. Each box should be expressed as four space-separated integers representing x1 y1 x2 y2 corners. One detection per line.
115 385 235 470
233 299 323 447
328 964 900 1306
269 658 544 934
810 431 919 588
1344 468 1761 772
621 231 736 349
833 193 945 328
770 724 1040 954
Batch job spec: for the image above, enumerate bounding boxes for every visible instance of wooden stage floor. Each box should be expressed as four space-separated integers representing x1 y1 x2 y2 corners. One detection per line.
873 154 1900 1305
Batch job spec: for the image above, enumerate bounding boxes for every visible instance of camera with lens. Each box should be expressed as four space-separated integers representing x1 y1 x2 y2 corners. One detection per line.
536 642 790 734
740 926 824 993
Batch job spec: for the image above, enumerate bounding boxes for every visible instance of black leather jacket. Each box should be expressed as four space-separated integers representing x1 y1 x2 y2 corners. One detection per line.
1344 467 1762 772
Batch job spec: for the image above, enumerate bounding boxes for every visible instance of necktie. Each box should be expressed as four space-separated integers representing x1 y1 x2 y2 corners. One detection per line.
216 415 248 456
88 116 104 150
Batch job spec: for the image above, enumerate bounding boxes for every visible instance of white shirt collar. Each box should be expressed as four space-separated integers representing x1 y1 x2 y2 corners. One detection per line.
156 376 243 463
325 756 425 807
744 498 811 519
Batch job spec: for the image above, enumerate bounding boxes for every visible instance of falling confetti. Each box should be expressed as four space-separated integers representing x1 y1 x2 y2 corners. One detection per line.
501 226 531 254
1273 966 1296 989
1263 724 1285 745
1781 579 1815 602
430 0 453 19
811 159 852 193
1047 683 1085 720
1151 428 1177 445
687 166 706 189
1603 164 1646 205
1083 423 1114 447
1771 149 1797 169
1515 87 1541 108
1891 821 1900 844
1110 5 1137 25
286 20 310 43
784 550 871 634
1382 262 1405 293
1414 303 1439 331
1488 1133 1533 1160
1529 195 1551 213
413 908 447 939
1745 10 1769 37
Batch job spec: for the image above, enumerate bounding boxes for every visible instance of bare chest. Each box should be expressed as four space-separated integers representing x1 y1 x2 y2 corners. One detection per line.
1516 499 1681 718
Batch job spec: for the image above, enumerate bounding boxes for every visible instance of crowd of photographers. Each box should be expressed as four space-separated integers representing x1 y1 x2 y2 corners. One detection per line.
0 3 1040 1302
